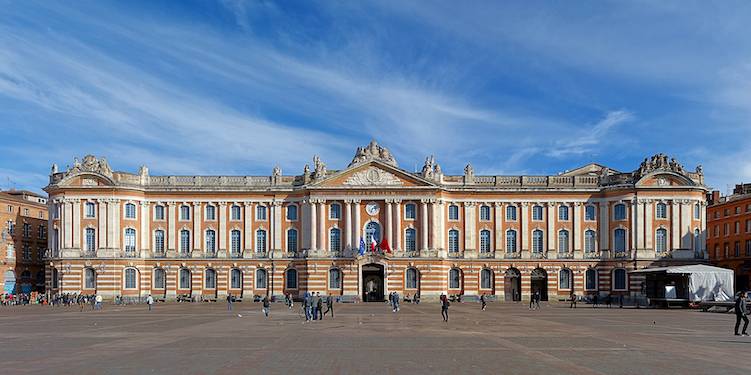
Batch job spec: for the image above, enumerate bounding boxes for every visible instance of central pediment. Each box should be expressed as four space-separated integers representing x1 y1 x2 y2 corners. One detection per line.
310 161 436 188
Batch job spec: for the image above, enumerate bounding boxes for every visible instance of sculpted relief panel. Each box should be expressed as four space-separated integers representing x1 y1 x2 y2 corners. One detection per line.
343 167 403 186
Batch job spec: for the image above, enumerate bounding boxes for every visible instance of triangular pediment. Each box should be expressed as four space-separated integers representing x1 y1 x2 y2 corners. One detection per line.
310 161 437 188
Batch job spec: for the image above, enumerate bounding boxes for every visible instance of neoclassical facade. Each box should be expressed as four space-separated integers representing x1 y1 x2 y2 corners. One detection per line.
44 142 708 301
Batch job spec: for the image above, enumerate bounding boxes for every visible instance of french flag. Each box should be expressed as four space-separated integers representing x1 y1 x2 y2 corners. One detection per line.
371 237 377 252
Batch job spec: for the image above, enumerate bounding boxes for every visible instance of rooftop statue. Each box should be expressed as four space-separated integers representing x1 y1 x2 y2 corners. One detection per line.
348 140 398 167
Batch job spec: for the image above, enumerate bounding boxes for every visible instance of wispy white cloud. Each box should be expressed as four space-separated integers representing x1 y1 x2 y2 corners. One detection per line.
547 110 633 158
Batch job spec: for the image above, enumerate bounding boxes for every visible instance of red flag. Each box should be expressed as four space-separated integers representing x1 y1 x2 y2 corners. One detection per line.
380 238 391 253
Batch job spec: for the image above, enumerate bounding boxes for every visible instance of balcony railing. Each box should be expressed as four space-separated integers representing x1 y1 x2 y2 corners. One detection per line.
556 252 574 259
124 250 138 258
204 251 217 259
583 251 602 259
255 250 269 258
230 251 243 259
478 251 495 259
82 250 97 258
404 251 420 258
530 252 547 260
447 251 463 259
152 251 166 258
178 251 192 258
504 252 521 259
613 251 630 259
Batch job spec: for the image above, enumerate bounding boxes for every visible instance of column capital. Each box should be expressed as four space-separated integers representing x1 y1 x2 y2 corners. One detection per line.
218 201 228 207
352 199 362 204
520 202 529 207
463 201 475 207
493 202 503 207
243 201 253 207
139 201 150 207
271 201 282 207
192 202 202 207
392 198 403 204
344 199 353 205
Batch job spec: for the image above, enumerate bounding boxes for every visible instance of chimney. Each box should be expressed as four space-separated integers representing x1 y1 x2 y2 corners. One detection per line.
710 190 720 205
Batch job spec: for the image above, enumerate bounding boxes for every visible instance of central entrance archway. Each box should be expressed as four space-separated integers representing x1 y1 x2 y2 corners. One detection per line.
504 268 521 301
362 263 385 302
530 268 548 301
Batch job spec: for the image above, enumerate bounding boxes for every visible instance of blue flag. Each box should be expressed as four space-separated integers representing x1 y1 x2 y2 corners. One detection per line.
359 237 366 256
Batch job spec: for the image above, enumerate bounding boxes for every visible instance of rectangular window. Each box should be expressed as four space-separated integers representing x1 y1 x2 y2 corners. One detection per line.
746 240 751 257
205 205 216 220
736 221 740 234
154 205 165 220
532 206 543 221
405 204 416 220
694 204 700 219
85 203 96 218
6 205 11 212
747 220 751 233
180 206 190 221
286 205 298 221
585 205 596 221
614 204 626 220
23 223 31 238
256 205 267 221
506 205 517 221
448 205 459 221
231 205 241 221
329 204 341 220
558 205 569 221
38 211 43 219
125 204 136 219
479 206 491 221
735 241 741 257
724 223 729 236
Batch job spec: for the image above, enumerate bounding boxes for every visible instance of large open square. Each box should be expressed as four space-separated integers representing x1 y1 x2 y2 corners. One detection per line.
3 301 751 374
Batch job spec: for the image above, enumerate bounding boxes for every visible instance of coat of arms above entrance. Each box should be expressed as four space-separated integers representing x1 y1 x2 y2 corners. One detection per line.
343 167 403 186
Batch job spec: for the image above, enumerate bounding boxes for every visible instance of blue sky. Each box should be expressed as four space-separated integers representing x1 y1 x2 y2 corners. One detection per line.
1 1 750 194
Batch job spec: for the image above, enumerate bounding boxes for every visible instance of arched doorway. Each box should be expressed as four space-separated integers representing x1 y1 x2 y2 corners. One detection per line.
531 268 548 301
365 222 381 249
362 263 384 302
504 268 521 301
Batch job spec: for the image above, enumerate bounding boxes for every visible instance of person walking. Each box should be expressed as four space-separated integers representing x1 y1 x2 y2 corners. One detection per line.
227 294 233 311
592 293 599 308
529 290 536 310
324 295 334 318
95 294 103 310
440 293 450 322
735 291 749 336
480 294 487 311
303 293 312 322
316 293 324 320
146 294 154 311
262 295 270 318
286 293 294 310
312 293 320 320
534 291 541 310
392 291 400 313
414 292 420 305
570 292 577 308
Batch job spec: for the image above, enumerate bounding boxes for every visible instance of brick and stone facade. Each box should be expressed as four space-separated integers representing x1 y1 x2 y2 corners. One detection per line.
707 184 751 291
1 190 48 294
44 142 708 301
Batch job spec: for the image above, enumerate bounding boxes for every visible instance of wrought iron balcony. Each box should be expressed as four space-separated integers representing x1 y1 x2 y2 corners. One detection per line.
613 251 630 259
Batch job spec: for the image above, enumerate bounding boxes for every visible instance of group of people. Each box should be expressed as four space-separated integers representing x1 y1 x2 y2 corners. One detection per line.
301 292 334 322
388 291 400 312
0 292 42 306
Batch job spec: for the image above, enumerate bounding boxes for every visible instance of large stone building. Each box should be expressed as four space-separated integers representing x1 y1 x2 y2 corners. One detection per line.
707 183 751 291
44 142 708 301
2 190 48 294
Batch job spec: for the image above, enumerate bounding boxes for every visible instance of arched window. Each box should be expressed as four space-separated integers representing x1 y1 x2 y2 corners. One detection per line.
231 205 241 221
287 205 298 221
656 228 668 252
231 230 241 255
405 228 416 252
329 268 342 289
154 230 165 253
584 230 596 252
52 268 59 288
614 228 626 252
480 269 493 289
330 228 341 252
153 268 166 289
180 205 190 221
329 203 341 220
205 269 216 289
255 269 267 289
506 230 517 252
124 268 137 289
694 203 701 219
558 205 569 221
448 204 459 220
285 268 298 289
532 205 543 221
613 269 627 290
35 270 45 285
448 229 460 253
406 268 419 289
85 202 96 218
154 205 165 220
532 230 544 253
179 268 191 289
479 205 491 221
449 268 462 289
125 203 136 219
558 230 569 252
84 268 96 289
205 204 216 220
231 269 242 289
656 203 667 219
693 229 701 252
559 268 572 290
124 228 136 252
256 229 267 253
405 203 417 220
365 221 380 245
585 269 598 291
614 204 626 220
85 228 96 251
585 205 596 221
287 229 298 252
480 229 491 253
205 229 216 253
506 205 517 221
180 229 191 255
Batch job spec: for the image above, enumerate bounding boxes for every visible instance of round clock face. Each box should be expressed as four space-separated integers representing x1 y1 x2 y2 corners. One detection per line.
366 202 379 216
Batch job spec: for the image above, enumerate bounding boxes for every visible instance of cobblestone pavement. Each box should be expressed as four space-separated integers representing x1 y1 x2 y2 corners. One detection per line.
2 301 751 374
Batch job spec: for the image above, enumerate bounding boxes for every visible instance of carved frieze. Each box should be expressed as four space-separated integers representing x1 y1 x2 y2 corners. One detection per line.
343 167 403 186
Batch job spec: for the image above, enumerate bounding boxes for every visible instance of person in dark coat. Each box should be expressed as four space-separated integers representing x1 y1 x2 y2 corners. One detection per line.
316 293 324 320
570 292 577 308
312 293 320 320
324 295 334 318
480 294 487 311
735 291 749 336
440 293 450 322
262 295 270 318
303 293 312 322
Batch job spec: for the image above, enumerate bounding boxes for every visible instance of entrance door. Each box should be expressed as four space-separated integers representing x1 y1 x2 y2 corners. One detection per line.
362 263 385 302
504 268 521 301
530 268 548 301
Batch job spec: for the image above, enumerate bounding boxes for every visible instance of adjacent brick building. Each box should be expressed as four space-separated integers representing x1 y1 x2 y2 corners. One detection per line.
1 190 49 294
707 183 751 291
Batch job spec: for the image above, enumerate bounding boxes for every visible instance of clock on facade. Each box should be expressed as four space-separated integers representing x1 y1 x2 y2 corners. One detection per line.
366 202 379 216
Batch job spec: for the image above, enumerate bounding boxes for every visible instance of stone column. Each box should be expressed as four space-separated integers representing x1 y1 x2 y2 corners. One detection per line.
599 201 609 251
193 202 202 253
494 203 504 252
547 202 556 252
386 200 393 250
645 200 653 250
573 203 582 251
272 201 282 252
63 200 73 249
671 201 680 250
630 199 637 251
310 200 318 251
244 202 253 253
394 199 402 251
520 203 529 251
421 199 430 250
97 199 107 250
167 202 176 252
435 199 445 250
72 199 81 249
636 199 645 250
344 200 352 251
681 200 692 249
140 201 150 256
353 199 361 246
110 200 120 250
463 202 475 252
700 201 707 256
318 200 326 251
219 202 227 252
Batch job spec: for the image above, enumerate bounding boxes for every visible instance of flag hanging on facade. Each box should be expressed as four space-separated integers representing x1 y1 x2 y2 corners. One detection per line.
371 236 377 252
380 238 391 253
359 237 366 256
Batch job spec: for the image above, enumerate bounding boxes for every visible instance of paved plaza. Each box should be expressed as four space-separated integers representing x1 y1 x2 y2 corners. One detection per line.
2 301 751 374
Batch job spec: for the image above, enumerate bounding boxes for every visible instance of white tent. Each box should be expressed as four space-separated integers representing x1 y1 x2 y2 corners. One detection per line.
630 265 734 302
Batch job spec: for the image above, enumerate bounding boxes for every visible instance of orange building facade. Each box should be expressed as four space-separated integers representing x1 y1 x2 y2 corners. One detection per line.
707 184 751 291
2 190 49 294
44 142 708 301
